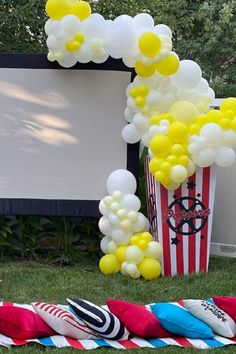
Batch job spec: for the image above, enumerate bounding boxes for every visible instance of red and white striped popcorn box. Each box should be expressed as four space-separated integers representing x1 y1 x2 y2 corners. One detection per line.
144 157 217 277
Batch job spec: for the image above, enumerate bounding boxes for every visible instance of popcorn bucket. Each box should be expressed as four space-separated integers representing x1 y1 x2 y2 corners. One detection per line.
144 157 217 277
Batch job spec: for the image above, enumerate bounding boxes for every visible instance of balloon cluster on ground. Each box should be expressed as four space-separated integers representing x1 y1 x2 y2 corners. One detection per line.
99 170 162 280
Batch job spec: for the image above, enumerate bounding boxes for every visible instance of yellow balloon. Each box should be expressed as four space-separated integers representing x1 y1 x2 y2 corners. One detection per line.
163 181 180 191
160 161 171 173
99 254 120 275
142 232 153 242
156 52 179 76
135 61 156 78
138 32 161 57
130 234 141 245
65 40 81 52
171 144 184 156
230 118 236 131
220 97 236 113
149 157 164 174
219 118 231 130
70 1 91 21
150 136 171 157
115 246 128 263
138 85 149 96
137 240 148 251
169 101 199 126
188 123 200 135
46 0 69 19
166 154 178 165
139 258 161 280
74 32 85 43
168 122 188 143
130 88 139 98
206 110 223 123
178 155 189 166
135 96 146 107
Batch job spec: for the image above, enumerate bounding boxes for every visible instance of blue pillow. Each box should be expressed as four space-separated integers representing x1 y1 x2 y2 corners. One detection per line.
151 303 214 339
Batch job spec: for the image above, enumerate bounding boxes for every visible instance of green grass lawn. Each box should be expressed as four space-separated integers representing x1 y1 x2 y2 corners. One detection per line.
0 256 235 353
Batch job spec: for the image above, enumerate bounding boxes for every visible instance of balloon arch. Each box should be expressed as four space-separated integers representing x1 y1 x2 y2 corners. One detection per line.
45 0 236 279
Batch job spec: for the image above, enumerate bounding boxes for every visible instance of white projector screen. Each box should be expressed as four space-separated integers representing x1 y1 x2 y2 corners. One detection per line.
0 54 138 216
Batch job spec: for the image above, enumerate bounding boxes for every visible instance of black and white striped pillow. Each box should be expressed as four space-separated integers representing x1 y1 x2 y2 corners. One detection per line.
66 298 129 340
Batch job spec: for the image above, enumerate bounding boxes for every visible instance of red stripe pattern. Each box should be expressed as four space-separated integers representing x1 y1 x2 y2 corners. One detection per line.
145 157 216 276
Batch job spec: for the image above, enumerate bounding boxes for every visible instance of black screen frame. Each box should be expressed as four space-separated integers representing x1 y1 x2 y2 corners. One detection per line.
0 53 139 217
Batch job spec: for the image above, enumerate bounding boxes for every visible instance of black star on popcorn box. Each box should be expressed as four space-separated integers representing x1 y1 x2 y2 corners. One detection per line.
171 236 180 246
187 181 196 190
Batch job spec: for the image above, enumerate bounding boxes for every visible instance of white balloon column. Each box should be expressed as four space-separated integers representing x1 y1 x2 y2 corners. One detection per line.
45 0 236 279
98 170 162 280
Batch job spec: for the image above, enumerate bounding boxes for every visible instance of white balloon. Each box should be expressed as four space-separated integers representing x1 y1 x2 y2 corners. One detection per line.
114 15 133 24
186 160 196 177
125 246 144 264
144 241 162 260
126 263 141 279
106 169 137 195
121 124 141 144
200 123 224 147
170 165 188 184
107 240 118 254
99 200 110 216
74 43 92 63
154 24 172 38
61 15 81 35
224 130 236 147
207 87 215 105
45 19 54 35
82 17 105 38
215 147 235 167
58 53 77 68
132 212 147 232
122 54 136 68
100 236 111 254
133 113 149 133
111 229 132 245
47 35 63 51
192 148 216 167
108 213 120 227
141 132 152 147
120 261 129 276
121 194 141 212
91 13 106 23
172 60 202 90
195 78 209 94
98 217 112 236
124 107 134 123
188 143 200 155
133 13 154 28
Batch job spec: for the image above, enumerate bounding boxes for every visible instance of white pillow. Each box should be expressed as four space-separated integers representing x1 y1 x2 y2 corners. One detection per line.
32 302 98 339
183 299 236 338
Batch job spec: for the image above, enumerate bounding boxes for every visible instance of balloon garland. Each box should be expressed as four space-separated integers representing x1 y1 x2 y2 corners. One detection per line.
45 0 236 279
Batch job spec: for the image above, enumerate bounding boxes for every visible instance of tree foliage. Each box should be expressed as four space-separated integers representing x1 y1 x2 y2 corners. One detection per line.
0 1 235 95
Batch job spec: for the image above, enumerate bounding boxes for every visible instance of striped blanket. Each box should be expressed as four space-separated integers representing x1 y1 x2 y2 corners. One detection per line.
0 303 235 350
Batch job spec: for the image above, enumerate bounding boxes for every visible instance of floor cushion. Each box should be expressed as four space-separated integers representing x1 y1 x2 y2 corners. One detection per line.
212 296 236 322
151 302 214 339
183 299 236 338
106 299 171 338
33 302 98 339
0 305 55 339
67 298 129 340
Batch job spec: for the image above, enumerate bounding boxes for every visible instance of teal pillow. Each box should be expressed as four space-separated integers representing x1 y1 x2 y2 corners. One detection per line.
151 303 214 339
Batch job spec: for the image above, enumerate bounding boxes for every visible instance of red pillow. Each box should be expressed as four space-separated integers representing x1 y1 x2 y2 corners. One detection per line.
212 296 236 321
106 299 171 338
0 306 56 339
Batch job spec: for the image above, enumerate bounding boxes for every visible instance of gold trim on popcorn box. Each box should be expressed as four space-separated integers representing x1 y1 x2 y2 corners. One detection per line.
144 157 217 277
